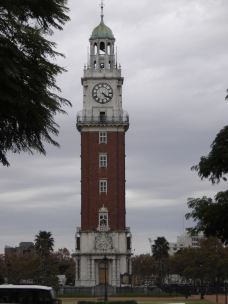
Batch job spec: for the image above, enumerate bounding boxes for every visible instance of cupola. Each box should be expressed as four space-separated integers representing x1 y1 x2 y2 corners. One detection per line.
89 0 116 70
91 22 115 40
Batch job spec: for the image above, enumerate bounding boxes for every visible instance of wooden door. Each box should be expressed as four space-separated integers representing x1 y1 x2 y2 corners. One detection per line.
99 261 108 284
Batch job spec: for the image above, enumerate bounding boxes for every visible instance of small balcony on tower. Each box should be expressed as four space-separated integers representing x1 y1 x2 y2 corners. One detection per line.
76 111 129 131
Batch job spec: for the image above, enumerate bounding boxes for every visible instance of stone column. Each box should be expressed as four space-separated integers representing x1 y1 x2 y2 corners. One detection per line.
112 258 116 286
75 258 78 281
116 258 120 286
91 258 95 285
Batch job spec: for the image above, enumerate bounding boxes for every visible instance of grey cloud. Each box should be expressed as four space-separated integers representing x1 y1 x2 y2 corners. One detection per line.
1 0 228 254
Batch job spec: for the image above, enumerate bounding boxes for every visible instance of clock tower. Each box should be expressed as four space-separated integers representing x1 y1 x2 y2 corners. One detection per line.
74 2 132 288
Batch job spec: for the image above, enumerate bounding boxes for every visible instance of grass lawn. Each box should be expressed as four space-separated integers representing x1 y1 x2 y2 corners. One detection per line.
138 301 211 304
60 299 212 304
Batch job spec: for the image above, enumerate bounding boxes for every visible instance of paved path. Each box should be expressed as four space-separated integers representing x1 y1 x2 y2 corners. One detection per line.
60 294 227 304
204 295 228 304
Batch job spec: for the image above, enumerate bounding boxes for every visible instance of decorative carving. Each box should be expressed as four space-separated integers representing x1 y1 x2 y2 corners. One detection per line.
95 232 113 251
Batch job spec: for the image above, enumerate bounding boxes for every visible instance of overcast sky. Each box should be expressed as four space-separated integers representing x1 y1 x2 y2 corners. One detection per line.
1 0 228 255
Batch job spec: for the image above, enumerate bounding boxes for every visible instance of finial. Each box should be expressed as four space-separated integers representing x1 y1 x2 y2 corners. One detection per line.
100 0 104 23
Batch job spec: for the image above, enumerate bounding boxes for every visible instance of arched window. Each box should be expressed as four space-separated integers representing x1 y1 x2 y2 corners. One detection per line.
98 206 109 231
99 42 106 54
107 43 111 55
94 43 98 54
94 61 97 69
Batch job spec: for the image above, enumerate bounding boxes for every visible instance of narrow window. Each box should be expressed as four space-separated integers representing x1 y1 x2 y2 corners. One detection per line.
76 236 80 250
100 112 106 122
127 236 131 250
99 42 106 54
94 61 97 69
94 43 98 54
99 131 107 144
99 179 107 193
107 43 111 55
99 153 107 168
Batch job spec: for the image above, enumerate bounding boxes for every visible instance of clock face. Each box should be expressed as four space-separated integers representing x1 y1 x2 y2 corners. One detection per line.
92 83 113 104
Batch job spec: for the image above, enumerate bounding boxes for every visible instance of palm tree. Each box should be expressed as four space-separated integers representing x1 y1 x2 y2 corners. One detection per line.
152 237 169 287
34 231 54 284
35 231 54 257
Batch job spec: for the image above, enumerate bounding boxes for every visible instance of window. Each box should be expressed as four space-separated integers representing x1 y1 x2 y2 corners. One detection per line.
76 236 80 250
99 131 107 144
0 287 55 304
107 43 111 55
98 206 109 231
99 214 108 231
99 41 106 54
127 235 131 250
94 43 98 54
99 179 107 193
100 112 106 122
99 153 107 168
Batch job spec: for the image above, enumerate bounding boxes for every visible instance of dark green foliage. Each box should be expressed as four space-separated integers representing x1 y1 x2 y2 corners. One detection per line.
35 231 54 256
0 0 71 166
192 126 228 183
188 89 228 244
5 254 40 284
186 191 228 244
152 237 169 260
34 231 57 286
152 237 169 287
132 254 154 276
170 238 228 283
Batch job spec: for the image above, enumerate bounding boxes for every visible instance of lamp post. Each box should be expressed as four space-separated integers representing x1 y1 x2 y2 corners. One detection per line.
103 255 108 302
225 282 227 304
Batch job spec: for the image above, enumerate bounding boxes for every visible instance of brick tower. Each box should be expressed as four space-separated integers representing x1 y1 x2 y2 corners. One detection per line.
74 3 132 288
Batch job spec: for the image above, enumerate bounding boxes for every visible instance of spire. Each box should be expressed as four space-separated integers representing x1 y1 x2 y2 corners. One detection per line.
100 0 104 23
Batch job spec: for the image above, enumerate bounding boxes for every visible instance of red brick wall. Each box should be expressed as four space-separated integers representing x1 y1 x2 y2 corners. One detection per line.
81 131 126 231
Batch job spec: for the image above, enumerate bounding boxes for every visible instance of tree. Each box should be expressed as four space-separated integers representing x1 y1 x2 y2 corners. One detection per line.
192 125 228 183
5 254 40 284
54 248 75 285
132 254 155 286
0 0 71 166
132 254 154 277
35 231 54 257
188 90 228 243
186 192 228 244
170 237 228 287
0 254 6 284
152 237 169 286
152 237 169 260
34 231 56 285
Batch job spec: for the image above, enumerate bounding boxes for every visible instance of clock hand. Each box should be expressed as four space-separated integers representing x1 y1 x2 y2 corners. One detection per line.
102 92 109 98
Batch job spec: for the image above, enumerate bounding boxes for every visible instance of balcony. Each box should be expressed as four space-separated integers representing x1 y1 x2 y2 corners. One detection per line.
76 112 129 131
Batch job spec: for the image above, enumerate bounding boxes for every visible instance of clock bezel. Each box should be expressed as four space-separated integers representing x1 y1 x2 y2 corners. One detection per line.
92 83 113 104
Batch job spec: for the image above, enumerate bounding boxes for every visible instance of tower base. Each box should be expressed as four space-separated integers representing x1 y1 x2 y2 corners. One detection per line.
73 228 132 287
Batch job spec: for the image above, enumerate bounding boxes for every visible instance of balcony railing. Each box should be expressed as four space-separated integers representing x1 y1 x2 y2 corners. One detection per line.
76 112 129 131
